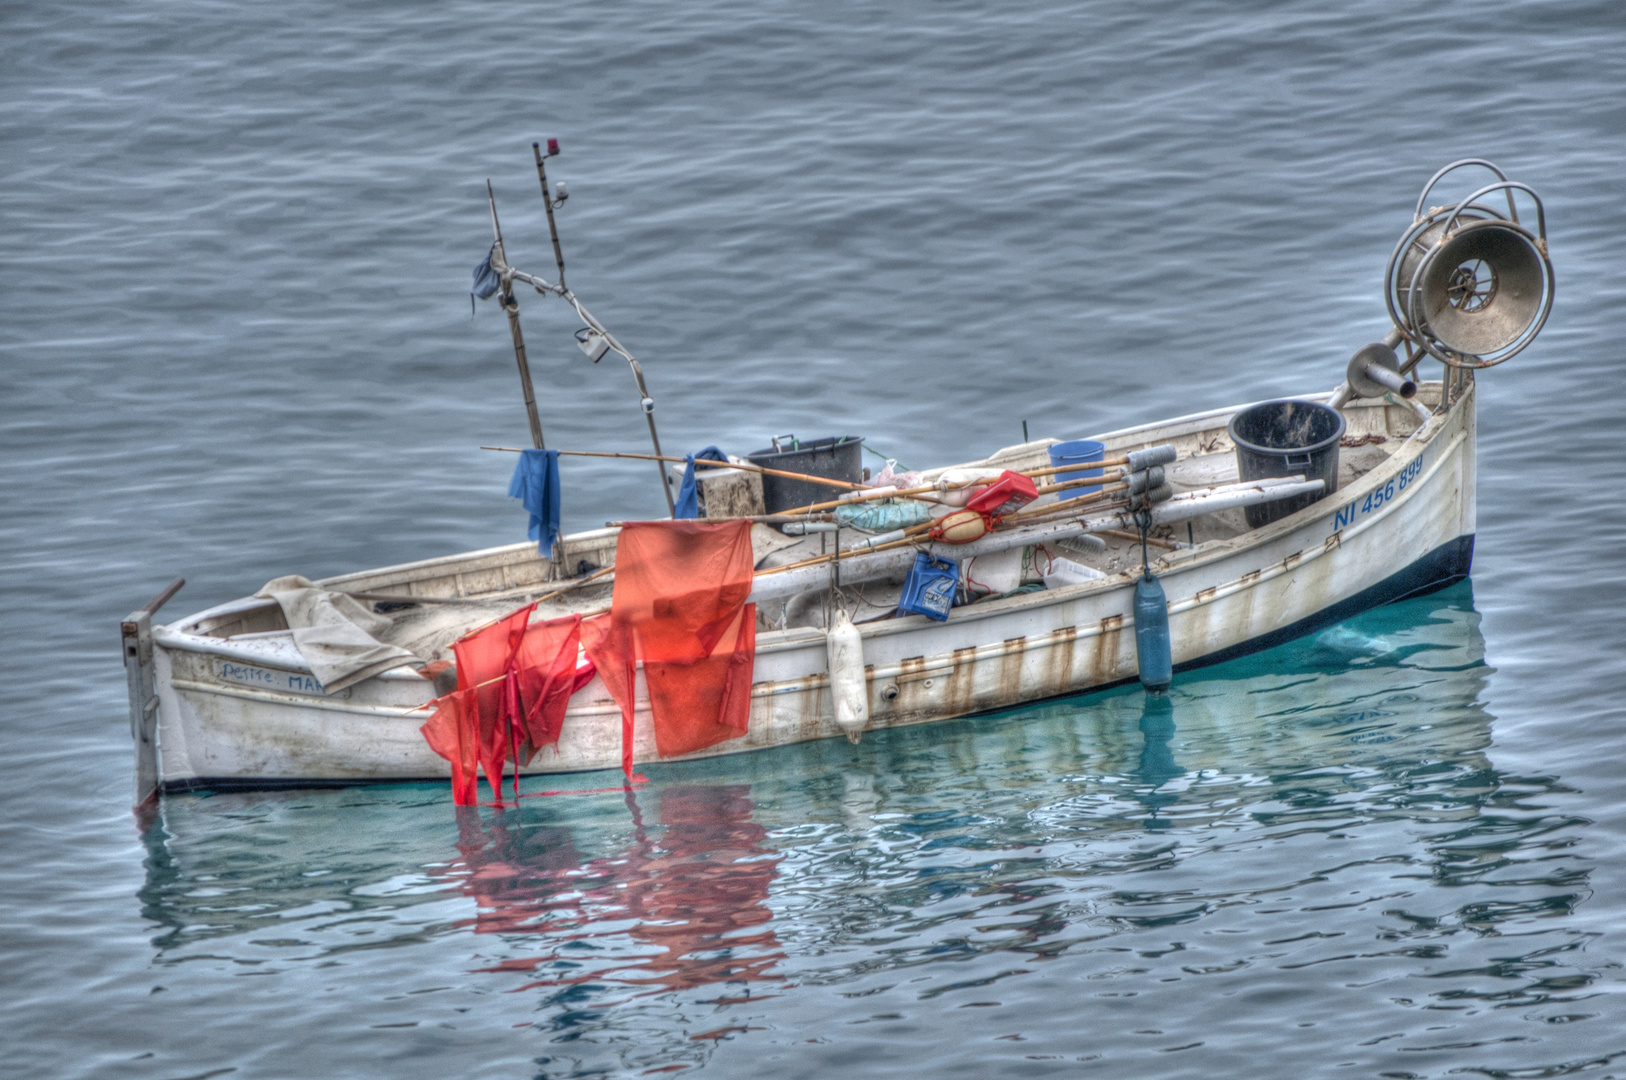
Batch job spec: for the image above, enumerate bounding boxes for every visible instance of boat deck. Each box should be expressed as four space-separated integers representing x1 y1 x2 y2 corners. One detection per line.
171 390 1431 665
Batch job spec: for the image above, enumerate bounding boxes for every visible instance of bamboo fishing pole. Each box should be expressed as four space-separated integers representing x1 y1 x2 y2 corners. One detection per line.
1009 481 1130 521
1097 528 1180 551
965 489 1132 532
480 446 867 492
776 479 975 517
755 497 1137 579
607 513 835 527
1022 455 1132 480
670 473 1131 534
772 457 1141 517
774 467 1128 519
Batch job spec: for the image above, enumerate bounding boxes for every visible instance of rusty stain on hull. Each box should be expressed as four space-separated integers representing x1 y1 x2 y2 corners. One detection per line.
1091 614 1123 685
1045 625 1078 696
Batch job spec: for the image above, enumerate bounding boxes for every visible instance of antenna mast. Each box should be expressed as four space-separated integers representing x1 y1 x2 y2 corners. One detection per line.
486 180 546 450
524 139 677 516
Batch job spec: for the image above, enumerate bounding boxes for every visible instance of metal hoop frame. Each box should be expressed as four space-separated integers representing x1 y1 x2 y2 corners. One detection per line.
1384 165 1554 370
1412 159 1514 222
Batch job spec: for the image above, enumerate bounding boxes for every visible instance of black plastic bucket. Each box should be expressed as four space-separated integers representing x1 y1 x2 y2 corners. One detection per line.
747 436 864 513
1227 400 1345 528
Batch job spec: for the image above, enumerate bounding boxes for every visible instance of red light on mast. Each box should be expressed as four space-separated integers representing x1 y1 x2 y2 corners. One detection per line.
546 138 560 157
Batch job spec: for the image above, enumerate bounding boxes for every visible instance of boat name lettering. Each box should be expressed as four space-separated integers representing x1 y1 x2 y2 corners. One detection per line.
1332 458 1425 530
213 659 342 697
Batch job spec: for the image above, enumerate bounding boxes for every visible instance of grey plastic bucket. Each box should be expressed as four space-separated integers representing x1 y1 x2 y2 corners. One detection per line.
747 436 864 513
1227 400 1345 528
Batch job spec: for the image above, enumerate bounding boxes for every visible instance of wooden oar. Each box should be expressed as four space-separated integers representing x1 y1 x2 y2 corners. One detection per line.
1097 528 1180 551
481 446 866 492
754 531 922 577
535 564 615 603
339 590 497 606
450 567 618 640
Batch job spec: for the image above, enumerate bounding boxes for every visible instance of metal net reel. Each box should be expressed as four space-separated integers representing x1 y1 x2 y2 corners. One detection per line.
1383 159 1554 369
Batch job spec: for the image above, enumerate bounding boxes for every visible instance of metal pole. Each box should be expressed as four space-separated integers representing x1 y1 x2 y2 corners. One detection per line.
629 359 676 516
532 142 567 291
123 576 185 808
487 181 545 450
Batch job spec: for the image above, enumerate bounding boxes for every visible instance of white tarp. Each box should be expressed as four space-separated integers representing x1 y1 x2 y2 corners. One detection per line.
255 575 420 693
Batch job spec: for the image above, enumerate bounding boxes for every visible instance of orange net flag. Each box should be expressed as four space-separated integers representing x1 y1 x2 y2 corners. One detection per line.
581 520 758 777
453 603 536 801
420 605 594 805
511 614 588 752
420 688 481 805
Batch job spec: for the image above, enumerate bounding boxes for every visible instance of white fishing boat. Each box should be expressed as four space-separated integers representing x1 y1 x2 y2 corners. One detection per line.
120 158 1552 803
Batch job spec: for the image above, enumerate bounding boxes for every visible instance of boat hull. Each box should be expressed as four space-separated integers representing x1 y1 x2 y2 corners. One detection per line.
148 385 1476 791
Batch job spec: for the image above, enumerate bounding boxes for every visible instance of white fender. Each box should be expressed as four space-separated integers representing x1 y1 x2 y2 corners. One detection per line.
825 608 869 744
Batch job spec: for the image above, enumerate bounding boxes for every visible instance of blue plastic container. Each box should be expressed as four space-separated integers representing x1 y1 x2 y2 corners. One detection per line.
899 553 959 621
1048 439 1106 495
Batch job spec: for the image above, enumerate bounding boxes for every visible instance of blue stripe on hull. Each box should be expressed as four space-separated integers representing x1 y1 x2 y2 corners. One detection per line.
1175 533 1474 674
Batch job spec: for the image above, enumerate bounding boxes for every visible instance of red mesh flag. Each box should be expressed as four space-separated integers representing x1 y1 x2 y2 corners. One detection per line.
580 612 636 779
420 688 480 805
615 521 755 660
513 613 584 757
583 521 758 775
451 603 536 801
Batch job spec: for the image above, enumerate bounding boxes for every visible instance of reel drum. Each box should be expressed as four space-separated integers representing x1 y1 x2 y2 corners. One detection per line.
1410 217 1548 362
1383 164 1553 369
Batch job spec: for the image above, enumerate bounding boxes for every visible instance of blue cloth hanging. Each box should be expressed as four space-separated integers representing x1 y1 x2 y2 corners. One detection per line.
508 449 561 556
471 243 501 314
674 446 728 519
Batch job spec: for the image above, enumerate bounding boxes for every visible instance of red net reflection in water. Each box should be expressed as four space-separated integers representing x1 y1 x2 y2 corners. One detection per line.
446 785 785 997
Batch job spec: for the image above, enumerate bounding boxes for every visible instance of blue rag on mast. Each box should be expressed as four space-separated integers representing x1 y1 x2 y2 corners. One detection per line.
470 243 501 315
508 448 561 556
674 446 728 519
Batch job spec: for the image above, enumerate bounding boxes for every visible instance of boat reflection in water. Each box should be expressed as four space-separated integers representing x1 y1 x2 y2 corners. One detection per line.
447 785 784 997
1132 695 1182 829
133 584 1597 1076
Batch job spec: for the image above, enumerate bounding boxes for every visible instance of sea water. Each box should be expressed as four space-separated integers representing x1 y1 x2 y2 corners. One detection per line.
4 1 1626 1076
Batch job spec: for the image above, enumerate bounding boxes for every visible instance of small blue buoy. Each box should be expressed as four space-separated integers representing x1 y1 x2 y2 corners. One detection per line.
1133 571 1172 693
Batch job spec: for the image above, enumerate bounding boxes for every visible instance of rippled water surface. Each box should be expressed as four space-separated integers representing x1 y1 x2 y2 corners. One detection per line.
4 1 1626 1076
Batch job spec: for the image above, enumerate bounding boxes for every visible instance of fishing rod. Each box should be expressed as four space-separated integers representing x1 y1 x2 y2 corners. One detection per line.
479 445 868 492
